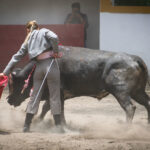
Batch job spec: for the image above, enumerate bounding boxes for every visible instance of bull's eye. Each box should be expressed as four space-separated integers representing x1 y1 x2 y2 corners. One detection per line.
12 71 17 75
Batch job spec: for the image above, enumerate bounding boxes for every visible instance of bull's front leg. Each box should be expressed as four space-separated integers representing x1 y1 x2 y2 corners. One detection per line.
40 100 50 120
61 98 66 125
39 99 66 125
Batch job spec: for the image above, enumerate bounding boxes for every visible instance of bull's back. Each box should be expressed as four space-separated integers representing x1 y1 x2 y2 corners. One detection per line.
58 46 115 96
58 47 148 95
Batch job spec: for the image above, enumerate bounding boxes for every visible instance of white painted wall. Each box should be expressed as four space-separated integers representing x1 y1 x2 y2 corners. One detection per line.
0 0 100 49
100 13 150 70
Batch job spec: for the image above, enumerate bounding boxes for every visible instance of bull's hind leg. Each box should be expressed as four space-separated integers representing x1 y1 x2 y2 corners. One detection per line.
132 91 150 123
113 93 136 123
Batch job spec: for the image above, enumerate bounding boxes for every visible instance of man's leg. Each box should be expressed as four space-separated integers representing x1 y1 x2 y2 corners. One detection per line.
23 64 44 132
47 79 62 125
48 80 64 133
46 61 62 126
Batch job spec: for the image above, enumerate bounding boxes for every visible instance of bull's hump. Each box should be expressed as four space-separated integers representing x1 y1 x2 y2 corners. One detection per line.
60 46 115 62
58 46 116 73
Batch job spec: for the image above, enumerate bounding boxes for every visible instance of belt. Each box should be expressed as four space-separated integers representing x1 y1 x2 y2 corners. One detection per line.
36 51 54 60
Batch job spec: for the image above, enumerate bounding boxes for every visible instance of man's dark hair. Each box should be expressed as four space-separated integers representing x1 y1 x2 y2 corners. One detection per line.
72 2 80 9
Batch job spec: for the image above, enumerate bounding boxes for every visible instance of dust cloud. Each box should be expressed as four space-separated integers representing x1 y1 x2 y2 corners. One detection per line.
0 90 150 150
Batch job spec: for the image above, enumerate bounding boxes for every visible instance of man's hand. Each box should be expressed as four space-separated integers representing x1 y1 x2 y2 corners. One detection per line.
52 52 63 58
0 73 5 77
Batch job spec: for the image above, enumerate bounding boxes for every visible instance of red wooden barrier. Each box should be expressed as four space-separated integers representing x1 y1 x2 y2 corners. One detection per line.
0 24 84 72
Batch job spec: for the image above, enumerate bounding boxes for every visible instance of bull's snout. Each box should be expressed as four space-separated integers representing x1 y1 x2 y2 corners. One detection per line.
7 97 13 106
7 95 22 107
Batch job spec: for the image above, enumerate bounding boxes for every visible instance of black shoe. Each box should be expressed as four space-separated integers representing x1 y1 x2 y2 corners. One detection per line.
53 114 65 133
56 125 65 133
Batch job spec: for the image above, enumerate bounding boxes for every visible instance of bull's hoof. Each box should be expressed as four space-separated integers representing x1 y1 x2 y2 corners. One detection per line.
55 125 65 134
23 126 30 133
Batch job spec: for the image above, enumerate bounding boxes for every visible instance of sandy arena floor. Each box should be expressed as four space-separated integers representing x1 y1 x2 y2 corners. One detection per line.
0 89 150 150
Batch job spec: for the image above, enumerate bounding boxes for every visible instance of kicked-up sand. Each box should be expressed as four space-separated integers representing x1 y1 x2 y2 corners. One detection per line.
0 89 150 150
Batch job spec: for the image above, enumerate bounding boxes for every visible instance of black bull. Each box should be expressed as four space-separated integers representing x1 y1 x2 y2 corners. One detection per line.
7 46 150 123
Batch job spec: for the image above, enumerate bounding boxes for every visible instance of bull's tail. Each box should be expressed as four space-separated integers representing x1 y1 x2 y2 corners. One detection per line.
135 58 147 74
134 56 149 87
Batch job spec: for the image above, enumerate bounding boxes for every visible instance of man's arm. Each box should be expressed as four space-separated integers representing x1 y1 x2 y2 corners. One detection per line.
45 30 59 53
64 14 73 24
81 14 89 28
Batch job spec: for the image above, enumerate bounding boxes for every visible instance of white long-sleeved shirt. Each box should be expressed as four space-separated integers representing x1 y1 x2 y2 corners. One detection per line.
3 28 59 75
